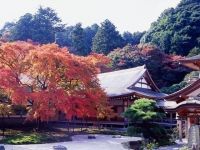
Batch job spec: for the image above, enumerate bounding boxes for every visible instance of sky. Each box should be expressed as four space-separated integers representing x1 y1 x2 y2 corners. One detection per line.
0 0 181 33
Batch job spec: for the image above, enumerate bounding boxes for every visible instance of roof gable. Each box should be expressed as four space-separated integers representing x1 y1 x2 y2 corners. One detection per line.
98 65 161 97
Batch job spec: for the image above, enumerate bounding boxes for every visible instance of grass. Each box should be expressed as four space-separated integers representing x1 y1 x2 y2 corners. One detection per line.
2 133 43 144
0 128 72 144
85 128 127 136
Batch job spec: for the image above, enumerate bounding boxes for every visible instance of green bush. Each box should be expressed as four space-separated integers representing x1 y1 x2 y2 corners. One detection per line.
142 140 158 150
2 133 45 144
168 127 178 144
161 81 187 94
124 98 170 145
127 126 141 137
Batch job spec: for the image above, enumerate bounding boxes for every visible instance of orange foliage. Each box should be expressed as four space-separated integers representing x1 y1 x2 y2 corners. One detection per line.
86 53 111 73
0 42 112 121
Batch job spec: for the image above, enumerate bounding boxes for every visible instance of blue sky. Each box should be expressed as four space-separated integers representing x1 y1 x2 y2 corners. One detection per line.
0 0 181 33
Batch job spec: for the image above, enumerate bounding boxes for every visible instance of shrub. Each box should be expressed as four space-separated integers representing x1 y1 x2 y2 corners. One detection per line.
142 140 158 150
2 133 44 144
161 81 187 94
127 126 141 137
124 98 170 145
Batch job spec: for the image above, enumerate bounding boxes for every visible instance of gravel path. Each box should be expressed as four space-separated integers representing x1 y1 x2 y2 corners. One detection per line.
3 134 142 150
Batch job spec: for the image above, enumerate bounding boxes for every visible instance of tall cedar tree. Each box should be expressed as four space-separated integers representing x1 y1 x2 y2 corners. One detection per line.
55 24 99 56
70 23 86 56
92 19 123 55
11 7 64 44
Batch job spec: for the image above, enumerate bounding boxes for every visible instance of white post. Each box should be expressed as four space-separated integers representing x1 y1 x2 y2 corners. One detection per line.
178 119 183 142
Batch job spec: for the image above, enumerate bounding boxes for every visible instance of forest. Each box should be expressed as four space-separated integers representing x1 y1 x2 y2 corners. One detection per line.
0 0 199 93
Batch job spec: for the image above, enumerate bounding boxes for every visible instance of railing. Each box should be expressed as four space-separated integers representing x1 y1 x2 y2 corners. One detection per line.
151 118 177 124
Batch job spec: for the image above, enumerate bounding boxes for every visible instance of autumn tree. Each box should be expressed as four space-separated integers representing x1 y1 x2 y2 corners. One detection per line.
0 103 12 136
0 42 111 122
108 43 189 88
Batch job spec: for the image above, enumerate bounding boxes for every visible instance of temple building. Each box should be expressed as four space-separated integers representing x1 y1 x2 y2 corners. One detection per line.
163 55 200 141
97 65 167 120
98 56 200 141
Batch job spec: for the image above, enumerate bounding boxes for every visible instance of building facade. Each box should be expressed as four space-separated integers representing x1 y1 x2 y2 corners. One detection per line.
98 65 167 120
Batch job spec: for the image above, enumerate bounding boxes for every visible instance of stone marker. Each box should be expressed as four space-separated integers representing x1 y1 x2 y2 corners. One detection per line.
0 145 5 150
88 135 96 139
188 125 200 150
53 145 67 150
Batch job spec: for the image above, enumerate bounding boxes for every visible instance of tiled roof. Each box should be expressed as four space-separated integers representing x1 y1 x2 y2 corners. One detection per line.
131 87 167 99
159 97 200 110
98 66 146 97
98 65 165 98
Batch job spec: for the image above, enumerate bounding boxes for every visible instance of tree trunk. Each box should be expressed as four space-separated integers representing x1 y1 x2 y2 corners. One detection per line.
36 118 41 131
2 115 5 137
80 118 83 132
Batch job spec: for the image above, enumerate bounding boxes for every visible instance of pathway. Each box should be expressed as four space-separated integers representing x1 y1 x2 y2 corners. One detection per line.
3 134 142 150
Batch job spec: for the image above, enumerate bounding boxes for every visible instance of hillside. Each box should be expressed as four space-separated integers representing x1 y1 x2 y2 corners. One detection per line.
141 0 200 56
108 44 189 88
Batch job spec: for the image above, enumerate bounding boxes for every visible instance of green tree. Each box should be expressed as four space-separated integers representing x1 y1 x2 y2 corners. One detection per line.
70 23 87 55
56 24 98 55
92 19 123 54
108 44 147 70
56 26 74 47
31 7 64 44
123 31 145 46
124 98 167 143
187 47 200 57
141 0 200 56
161 81 187 94
11 13 34 41
84 24 99 55
124 99 163 123
11 7 64 44
0 22 16 41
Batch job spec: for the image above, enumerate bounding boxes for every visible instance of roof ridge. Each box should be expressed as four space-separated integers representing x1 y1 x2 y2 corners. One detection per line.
98 65 146 75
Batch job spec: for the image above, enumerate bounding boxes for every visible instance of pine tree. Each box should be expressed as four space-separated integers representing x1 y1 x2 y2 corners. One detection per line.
70 23 86 55
92 19 123 54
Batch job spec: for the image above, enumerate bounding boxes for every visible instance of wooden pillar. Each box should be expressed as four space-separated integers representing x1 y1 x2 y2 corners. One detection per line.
187 117 191 131
185 117 189 139
178 119 183 142
196 116 199 125
122 99 125 112
170 113 173 123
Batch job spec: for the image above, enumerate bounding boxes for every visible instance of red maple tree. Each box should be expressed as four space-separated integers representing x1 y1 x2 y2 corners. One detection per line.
0 42 112 121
